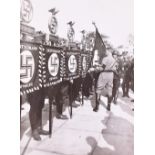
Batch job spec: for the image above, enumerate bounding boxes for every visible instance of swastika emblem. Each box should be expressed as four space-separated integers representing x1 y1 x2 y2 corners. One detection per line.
68 55 77 73
82 57 87 71
48 53 59 76
20 0 33 23
20 50 35 83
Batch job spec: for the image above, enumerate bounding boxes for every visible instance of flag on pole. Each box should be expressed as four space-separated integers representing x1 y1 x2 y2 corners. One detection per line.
92 28 106 65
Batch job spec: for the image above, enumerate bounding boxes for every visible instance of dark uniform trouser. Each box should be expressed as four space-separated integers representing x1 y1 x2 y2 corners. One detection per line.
131 78 134 92
28 89 45 131
47 82 70 116
83 73 93 98
122 67 131 96
122 65 133 96
112 78 120 100
55 81 70 115
72 78 82 100
122 76 130 96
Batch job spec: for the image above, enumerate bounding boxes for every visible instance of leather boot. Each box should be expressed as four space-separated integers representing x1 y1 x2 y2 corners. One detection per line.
56 113 68 119
93 107 98 112
107 103 111 111
93 100 99 112
107 96 112 111
113 98 117 104
32 129 41 141
38 128 49 135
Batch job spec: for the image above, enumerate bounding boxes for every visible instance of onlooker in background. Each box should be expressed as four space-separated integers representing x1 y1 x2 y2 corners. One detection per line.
122 57 131 97
130 58 134 103
112 52 122 104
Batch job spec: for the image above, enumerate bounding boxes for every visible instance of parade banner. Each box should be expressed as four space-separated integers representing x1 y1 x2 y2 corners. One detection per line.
92 28 106 65
63 50 81 80
81 51 91 78
20 41 42 95
42 45 63 87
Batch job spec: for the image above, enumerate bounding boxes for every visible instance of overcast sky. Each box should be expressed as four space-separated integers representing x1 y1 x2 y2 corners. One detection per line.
29 0 133 48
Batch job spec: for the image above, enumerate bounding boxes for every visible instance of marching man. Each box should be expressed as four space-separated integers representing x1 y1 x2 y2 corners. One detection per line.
93 49 116 112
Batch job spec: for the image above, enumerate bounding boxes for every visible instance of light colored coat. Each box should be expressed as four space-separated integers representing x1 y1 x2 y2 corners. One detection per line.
96 53 116 97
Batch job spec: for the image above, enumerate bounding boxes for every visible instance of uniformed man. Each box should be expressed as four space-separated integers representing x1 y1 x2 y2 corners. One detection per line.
130 58 134 92
122 57 132 97
93 49 116 112
112 52 122 104
130 58 134 103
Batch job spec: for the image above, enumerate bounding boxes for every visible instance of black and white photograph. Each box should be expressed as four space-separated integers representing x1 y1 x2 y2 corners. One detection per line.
20 0 134 155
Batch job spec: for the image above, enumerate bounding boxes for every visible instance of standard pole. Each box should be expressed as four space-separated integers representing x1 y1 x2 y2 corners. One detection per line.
70 81 73 118
49 98 53 138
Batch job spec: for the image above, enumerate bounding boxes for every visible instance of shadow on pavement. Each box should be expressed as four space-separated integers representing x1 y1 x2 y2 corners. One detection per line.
86 111 133 155
101 113 133 155
117 99 133 117
116 90 134 117
86 136 100 155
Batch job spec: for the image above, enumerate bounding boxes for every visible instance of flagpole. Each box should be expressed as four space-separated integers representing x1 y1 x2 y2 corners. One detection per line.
92 22 97 29
92 22 105 47
92 22 106 110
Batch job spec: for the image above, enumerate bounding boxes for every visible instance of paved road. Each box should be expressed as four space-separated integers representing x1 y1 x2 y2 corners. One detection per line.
20 89 134 155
